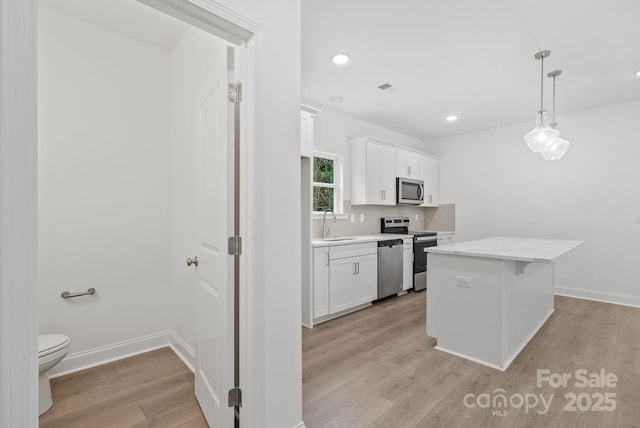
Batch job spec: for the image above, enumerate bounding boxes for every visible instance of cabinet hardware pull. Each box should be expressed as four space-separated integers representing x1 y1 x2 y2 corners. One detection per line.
61 288 96 299
187 256 199 267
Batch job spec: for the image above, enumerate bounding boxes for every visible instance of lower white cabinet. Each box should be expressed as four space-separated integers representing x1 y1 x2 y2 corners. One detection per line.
312 247 330 318
402 239 413 291
313 242 378 323
352 254 378 305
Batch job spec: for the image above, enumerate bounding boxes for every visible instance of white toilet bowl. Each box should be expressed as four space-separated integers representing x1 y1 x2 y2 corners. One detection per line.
38 334 70 415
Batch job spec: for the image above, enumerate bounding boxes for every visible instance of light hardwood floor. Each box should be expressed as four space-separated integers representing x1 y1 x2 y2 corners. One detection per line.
39 347 207 428
303 292 640 427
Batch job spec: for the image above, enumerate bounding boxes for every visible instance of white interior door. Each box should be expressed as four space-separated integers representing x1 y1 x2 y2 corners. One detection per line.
194 50 235 427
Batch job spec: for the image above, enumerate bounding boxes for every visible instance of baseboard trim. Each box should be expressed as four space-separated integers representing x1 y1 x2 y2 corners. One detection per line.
555 285 640 308
50 331 172 378
292 422 306 428
169 330 195 373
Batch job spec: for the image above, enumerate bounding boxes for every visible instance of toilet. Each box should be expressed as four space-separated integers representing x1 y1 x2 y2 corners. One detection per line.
38 334 70 415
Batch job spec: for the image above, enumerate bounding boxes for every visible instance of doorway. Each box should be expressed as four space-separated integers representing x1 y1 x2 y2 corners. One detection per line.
35 1 256 426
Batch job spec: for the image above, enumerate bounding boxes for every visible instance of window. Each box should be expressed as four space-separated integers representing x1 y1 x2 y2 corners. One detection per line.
312 151 343 214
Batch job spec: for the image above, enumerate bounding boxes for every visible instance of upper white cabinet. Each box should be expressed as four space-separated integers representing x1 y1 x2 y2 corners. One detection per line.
300 105 320 158
396 149 420 179
420 155 440 207
351 137 396 206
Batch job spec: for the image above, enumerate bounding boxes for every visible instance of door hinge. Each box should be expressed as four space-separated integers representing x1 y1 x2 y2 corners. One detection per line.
228 236 242 256
228 387 242 407
228 82 242 103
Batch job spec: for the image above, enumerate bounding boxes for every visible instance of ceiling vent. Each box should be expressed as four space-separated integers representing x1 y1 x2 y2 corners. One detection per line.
377 83 393 90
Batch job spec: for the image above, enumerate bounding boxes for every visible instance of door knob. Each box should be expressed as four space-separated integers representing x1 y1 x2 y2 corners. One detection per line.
186 256 199 267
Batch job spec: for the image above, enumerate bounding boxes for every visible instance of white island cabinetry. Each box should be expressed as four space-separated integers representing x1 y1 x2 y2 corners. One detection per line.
426 237 583 370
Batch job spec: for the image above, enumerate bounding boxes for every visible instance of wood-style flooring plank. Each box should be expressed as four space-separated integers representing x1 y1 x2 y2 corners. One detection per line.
303 291 640 428
39 347 206 428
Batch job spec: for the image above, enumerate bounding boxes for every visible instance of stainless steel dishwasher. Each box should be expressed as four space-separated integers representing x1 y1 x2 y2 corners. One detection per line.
377 239 404 299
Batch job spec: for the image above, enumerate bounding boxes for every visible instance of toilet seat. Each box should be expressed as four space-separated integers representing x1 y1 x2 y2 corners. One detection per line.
39 334 70 358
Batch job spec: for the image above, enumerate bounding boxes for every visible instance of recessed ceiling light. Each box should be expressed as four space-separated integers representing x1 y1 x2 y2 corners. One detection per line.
330 95 344 103
331 53 350 65
445 115 459 122
636 71 640 77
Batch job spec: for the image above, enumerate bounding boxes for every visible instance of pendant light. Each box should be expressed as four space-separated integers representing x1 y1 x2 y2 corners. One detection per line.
524 50 559 153
541 70 570 160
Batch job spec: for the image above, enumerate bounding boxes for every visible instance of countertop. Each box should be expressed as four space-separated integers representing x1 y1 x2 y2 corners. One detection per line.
425 236 583 262
312 233 413 247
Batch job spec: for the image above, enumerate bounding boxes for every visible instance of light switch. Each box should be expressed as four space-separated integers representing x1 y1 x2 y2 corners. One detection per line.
360 214 365 222
350 214 355 223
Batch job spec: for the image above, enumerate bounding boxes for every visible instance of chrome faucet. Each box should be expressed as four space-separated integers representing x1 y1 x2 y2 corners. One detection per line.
322 209 337 238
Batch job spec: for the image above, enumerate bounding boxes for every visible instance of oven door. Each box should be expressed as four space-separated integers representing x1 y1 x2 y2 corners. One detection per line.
397 177 424 205
413 235 437 291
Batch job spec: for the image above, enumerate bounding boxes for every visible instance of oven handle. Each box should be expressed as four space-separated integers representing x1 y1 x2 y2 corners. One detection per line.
415 236 438 243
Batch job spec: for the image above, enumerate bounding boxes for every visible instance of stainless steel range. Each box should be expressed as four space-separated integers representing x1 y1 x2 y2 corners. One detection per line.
381 217 437 291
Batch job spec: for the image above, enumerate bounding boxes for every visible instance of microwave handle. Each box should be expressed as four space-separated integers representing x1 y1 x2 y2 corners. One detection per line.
418 183 424 200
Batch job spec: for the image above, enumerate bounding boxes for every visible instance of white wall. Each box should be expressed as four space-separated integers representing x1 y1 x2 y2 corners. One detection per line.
38 8 171 359
434 99 640 305
168 27 225 356
311 105 441 201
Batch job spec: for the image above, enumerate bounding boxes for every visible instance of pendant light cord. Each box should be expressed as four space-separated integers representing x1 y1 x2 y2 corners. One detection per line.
540 55 544 113
552 74 556 126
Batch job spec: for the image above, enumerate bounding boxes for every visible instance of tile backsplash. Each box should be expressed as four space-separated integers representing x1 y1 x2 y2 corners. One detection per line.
313 201 455 237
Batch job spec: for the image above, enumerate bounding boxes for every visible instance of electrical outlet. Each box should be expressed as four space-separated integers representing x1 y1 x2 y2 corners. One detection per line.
415 213 419 221
360 214 365 222
455 276 472 288
350 214 355 223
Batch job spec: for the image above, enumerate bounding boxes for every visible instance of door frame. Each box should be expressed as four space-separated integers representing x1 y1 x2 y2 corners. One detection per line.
0 0 264 425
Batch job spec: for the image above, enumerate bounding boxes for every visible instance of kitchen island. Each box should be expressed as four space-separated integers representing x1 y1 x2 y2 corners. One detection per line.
426 237 583 371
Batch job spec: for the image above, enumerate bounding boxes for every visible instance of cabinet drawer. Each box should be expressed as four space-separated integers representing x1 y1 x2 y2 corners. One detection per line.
329 242 377 260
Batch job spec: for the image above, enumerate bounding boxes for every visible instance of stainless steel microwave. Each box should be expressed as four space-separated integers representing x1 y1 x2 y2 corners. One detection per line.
396 177 424 205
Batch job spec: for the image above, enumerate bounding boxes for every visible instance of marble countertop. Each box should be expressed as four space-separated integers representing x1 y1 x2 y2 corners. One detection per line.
312 233 413 247
425 236 583 262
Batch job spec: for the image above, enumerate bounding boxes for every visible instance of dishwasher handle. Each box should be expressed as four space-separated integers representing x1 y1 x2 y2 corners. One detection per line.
378 239 403 248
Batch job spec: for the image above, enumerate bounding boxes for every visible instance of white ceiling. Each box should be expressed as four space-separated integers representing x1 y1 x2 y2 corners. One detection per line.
39 0 188 51
302 0 640 140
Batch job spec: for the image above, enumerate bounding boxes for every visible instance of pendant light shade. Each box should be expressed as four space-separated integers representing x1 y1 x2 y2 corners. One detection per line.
540 136 570 160
524 110 560 153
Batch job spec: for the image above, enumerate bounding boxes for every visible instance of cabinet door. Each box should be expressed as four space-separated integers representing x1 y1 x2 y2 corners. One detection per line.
420 155 440 207
300 111 314 158
380 145 396 205
397 149 420 179
353 254 378 305
366 143 383 204
313 247 330 318
329 257 357 314
403 245 413 291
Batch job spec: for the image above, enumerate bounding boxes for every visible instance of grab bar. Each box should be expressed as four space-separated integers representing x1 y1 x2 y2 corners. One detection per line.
61 288 96 299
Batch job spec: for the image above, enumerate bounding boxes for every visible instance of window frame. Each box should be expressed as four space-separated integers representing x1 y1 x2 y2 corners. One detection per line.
312 151 344 216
